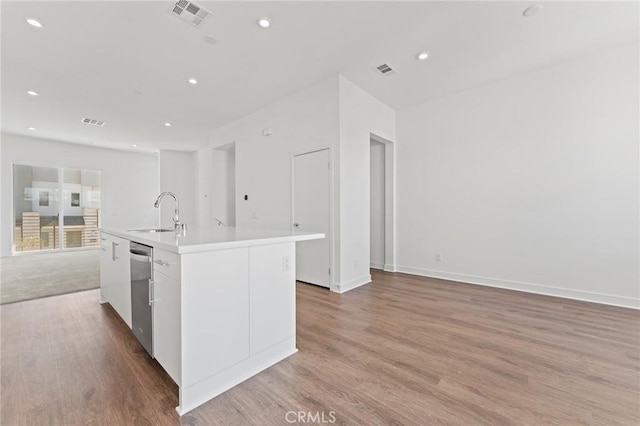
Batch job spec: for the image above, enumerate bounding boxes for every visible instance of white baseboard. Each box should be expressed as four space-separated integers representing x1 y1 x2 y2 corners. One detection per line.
370 262 397 272
370 261 384 270
395 265 640 310
178 337 297 415
383 264 396 272
336 274 372 293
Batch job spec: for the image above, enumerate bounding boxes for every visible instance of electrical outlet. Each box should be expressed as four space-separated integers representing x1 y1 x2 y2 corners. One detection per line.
435 252 442 262
282 256 291 272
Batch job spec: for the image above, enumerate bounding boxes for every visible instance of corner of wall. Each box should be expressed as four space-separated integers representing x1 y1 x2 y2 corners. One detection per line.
332 273 372 294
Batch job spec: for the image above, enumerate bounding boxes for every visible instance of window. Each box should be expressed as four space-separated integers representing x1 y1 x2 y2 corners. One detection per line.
13 165 102 253
39 191 50 207
71 193 80 207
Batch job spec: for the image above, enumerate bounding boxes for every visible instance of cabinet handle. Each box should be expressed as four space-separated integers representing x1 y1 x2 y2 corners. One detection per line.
112 242 119 261
148 279 161 305
154 260 170 267
100 246 107 251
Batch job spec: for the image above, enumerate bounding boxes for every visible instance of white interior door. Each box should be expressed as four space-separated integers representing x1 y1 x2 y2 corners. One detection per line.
293 149 330 288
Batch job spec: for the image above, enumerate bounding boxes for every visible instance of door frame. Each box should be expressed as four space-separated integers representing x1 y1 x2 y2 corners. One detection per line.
370 133 396 272
290 146 334 288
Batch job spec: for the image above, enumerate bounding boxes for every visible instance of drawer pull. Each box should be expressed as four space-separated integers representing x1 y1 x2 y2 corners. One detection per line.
154 260 170 267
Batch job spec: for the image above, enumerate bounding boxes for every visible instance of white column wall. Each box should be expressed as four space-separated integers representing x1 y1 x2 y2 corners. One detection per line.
338 76 396 292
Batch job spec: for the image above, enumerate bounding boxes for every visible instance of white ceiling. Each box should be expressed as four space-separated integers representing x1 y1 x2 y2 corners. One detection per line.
2 1 638 152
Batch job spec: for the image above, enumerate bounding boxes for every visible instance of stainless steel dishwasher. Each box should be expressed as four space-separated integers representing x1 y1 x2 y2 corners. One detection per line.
130 242 153 355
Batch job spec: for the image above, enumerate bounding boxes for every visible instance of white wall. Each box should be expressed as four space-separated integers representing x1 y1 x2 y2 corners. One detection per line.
338 76 396 291
208 78 340 229
159 150 197 229
206 77 342 284
396 41 640 308
370 140 385 269
0 133 159 256
0 142 3 252
196 147 213 226
203 76 397 292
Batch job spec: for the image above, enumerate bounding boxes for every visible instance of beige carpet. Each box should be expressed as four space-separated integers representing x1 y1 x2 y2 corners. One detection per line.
0 250 100 304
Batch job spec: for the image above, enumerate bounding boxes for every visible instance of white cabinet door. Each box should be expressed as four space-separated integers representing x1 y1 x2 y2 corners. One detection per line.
152 270 181 384
249 243 296 356
109 236 132 328
181 248 250 388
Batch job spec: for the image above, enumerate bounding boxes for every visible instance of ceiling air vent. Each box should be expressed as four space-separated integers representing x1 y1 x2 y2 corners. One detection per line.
81 118 105 127
375 63 397 76
169 0 211 28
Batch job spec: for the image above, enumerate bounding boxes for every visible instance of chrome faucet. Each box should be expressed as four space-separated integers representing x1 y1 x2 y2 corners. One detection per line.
154 192 185 231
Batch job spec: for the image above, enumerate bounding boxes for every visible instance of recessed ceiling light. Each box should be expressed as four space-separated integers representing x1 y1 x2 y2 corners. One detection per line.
164 122 172 127
27 90 39 96
188 78 198 85
257 17 271 28
416 52 430 61
523 4 543 17
27 126 36 131
26 18 43 28
132 144 138 147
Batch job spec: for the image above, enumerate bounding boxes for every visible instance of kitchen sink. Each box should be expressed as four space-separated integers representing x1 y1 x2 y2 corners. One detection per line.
129 228 175 233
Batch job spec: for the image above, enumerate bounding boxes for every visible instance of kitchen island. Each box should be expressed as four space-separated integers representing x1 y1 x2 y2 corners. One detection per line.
99 225 324 415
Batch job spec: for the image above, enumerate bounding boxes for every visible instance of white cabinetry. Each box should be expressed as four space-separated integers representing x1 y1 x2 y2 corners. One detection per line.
99 225 323 416
178 243 296 414
99 234 114 304
99 233 131 328
181 248 250 388
249 243 296 356
152 248 181 384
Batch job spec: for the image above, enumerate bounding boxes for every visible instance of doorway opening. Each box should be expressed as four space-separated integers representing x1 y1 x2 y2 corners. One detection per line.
370 139 385 270
212 142 236 226
369 133 395 272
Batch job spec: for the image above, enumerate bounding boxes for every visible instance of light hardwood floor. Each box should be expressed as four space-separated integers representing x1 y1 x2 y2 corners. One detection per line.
2 269 639 425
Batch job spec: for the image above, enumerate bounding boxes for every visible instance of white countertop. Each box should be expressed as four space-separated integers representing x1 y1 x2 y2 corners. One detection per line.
101 225 324 254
